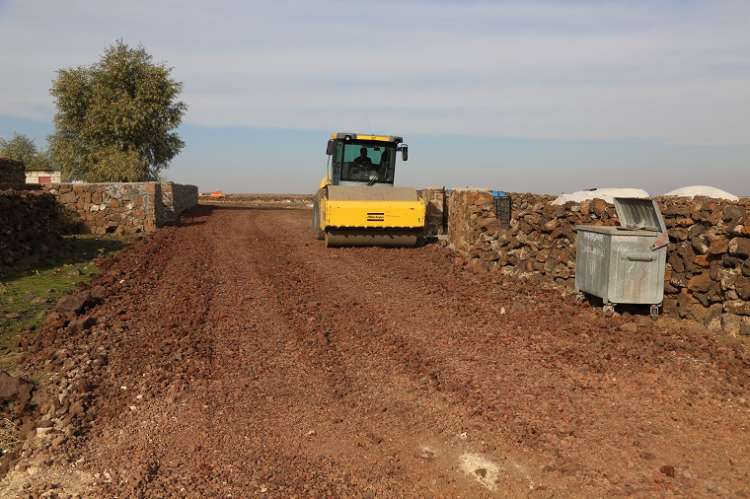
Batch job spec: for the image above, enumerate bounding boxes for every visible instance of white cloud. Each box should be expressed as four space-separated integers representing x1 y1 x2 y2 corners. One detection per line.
0 0 748 145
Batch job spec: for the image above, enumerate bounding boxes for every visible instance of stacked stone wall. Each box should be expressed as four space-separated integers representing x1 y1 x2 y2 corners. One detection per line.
0 158 26 189
419 188 448 237
160 182 199 225
0 190 62 267
43 182 198 235
46 183 160 235
446 189 750 334
660 197 750 334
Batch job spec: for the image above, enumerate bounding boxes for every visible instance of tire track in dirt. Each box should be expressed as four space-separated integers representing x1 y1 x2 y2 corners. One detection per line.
8 206 749 498
234 209 509 497
245 209 750 497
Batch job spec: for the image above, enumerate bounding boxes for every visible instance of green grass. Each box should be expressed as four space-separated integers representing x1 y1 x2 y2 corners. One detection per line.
0 236 125 364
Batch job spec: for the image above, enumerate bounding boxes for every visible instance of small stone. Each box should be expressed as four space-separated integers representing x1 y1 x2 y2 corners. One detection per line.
668 228 688 242
660 465 676 478
618 323 638 333
707 315 723 332
668 253 685 273
729 237 750 257
725 301 750 316
741 318 750 337
69 316 97 334
723 205 745 223
90 285 107 301
688 272 713 293
736 277 750 300
591 198 608 217
691 236 710 255
706 483 730 495
55 291 92 316
542 219 559 232
693 254 710 268
722 314 742 335
36 427 54 438
681 469 696 480
708 239 728 255
417 446 436 460
0 370 32 404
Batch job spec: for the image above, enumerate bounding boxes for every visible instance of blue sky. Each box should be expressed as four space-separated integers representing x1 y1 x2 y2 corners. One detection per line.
1 0 748 194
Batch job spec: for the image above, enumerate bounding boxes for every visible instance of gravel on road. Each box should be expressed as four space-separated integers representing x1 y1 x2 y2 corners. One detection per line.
6 205 749 498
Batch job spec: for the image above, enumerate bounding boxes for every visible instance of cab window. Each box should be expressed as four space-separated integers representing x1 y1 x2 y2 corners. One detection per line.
335 143 396 184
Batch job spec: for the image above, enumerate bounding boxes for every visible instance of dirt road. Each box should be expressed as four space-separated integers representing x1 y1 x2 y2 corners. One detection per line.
8 206 750 497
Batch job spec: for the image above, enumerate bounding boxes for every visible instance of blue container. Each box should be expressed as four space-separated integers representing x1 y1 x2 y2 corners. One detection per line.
490 190 511 226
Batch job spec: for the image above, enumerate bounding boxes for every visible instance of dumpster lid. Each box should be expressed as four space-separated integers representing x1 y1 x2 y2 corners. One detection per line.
613 198 667 233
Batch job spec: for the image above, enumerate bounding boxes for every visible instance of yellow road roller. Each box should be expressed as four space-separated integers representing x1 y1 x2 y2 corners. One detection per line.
312 132 426 247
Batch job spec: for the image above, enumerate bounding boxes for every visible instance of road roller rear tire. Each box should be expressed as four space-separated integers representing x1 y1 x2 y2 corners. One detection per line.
324 229 419 247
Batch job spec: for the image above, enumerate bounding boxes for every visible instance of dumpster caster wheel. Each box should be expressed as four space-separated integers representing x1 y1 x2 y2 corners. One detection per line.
650 304 660 320
603 304 615 316
575 292 586 304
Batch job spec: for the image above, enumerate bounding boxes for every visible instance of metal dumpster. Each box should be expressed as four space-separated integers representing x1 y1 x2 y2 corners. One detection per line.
575 198 669 318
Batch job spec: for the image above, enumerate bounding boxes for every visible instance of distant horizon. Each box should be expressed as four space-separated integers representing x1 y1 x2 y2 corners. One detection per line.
2 114 748 197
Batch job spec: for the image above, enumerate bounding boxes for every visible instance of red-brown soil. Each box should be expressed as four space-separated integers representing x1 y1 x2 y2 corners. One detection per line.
5 206 750 497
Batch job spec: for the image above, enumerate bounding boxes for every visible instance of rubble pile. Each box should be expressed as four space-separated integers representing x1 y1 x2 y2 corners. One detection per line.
447 189 750 333
0 289 108 476
0 285 110 478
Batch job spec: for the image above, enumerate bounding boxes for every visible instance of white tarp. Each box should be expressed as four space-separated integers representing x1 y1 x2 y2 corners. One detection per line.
552 187 650 205
663 185 739 201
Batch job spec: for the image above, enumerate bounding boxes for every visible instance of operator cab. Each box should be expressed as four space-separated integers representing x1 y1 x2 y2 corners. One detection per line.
325 133 408 187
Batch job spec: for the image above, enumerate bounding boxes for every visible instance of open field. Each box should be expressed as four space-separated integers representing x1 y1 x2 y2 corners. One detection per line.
198 193 312 210
2 205 749 498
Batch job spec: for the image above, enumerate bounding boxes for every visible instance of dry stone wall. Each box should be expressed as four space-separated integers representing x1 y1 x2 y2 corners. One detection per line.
446 189 750 335
0 190 62 267
47 183 160 235
44 182 198 235
419 188 449 237
0 158 26 189
161 182 199 225
660 197 750 335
